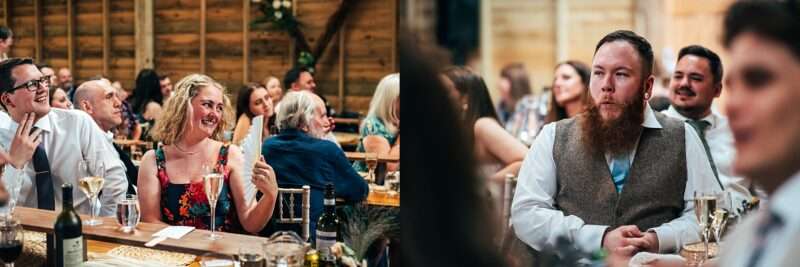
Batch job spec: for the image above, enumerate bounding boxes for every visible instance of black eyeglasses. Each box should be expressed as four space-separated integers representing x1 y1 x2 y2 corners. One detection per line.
11 75 51 92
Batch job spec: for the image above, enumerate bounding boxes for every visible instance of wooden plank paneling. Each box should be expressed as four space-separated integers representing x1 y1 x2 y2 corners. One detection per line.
199 0 206 73
67 0 75 75
135 0 154 72
34 0 42 61
102 0 110 76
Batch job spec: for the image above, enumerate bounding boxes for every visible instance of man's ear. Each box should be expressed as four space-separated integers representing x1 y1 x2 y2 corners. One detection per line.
714 83 722 98
80 100 92 114
643 75 655 101
0 93 13 109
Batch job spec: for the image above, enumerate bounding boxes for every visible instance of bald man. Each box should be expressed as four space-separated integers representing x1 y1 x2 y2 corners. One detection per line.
75 80 138 194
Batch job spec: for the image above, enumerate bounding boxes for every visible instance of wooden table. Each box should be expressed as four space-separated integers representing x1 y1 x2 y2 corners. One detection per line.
87 240 201 266
16 207 269 257
345 152 400 163
334 132 360 147
366 191 400 207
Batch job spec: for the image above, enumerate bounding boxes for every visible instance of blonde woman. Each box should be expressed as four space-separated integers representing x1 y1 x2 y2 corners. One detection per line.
353 73 400 172
138 74 278 234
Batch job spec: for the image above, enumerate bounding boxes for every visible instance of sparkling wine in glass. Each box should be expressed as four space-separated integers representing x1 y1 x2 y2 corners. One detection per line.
0 216 23 267
78 159 106 226
365 153 379 183
694 191 717 262
203 164 224 240
115 194 141 233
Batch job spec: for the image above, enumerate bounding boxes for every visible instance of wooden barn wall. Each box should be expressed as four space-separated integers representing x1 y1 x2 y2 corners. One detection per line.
0 0 398 114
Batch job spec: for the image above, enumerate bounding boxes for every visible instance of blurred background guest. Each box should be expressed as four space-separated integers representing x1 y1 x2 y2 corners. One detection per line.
130 69 165 123
544 60 593 125
353 73 400 173
264 76 283 108
442 66 527 209
57 67 75 101
232 82 275 144
48 86 72 109
111 80 142 140
138 74 278 234
495 63 533 126
0 26 12 61
159 74 173 103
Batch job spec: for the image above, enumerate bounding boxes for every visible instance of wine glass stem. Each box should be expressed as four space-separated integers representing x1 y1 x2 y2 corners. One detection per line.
90 196 97 220
210 204 216 235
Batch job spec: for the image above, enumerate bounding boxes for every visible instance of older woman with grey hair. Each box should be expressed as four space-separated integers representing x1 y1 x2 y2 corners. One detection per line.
259 90 368 238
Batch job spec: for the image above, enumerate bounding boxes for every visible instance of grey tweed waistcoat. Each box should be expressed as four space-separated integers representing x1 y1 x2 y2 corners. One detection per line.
553 112 687 230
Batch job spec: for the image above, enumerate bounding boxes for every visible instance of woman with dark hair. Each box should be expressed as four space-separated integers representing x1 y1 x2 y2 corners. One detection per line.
442 66 528 208
544 60 593 124
496 63 533 125
130 69 165 121
232 82 275 144
49 86 73 109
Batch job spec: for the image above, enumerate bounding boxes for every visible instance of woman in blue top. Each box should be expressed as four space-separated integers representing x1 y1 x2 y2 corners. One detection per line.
353 73 400 172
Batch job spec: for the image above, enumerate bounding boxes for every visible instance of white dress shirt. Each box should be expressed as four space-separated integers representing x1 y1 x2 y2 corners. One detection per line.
0 109 128 216
511 104 720 253
663 106 765 210
720 171 800 267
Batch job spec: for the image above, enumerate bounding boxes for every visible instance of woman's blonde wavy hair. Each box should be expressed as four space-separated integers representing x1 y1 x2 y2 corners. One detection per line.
150 74 234 145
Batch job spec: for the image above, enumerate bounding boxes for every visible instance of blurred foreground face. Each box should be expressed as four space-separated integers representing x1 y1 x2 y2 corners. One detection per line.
725 32 800 183
589 41 646 121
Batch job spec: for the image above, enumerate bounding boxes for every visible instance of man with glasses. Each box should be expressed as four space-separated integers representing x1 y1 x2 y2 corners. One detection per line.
0 58 127 216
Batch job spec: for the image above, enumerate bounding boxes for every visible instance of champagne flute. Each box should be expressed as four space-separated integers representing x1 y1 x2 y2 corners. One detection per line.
712 191 733 243
0 215 23 267
78 158 106 226
365 153 378 184
203 164 224 240
694 191 717 263
115 194 141 233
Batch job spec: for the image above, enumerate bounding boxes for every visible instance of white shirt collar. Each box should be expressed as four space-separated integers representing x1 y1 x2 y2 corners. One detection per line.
665 105 720 129
2 110 54 133
768 170 800 227
642 102 662 129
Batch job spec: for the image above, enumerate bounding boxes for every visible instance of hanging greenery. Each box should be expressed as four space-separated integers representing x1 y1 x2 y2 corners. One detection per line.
252 0 360 72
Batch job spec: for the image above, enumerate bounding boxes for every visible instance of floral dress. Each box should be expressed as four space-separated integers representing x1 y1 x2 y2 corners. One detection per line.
157 144 242 233
352 116 397 172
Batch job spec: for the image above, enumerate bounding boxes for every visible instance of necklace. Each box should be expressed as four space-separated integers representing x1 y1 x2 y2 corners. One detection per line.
173 141 203 155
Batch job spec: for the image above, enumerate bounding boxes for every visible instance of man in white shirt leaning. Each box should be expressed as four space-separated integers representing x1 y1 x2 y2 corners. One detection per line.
663 44 763 212
511 30 720 257
0 58 127 216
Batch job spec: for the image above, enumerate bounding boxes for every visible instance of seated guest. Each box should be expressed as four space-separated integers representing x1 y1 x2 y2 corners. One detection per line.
717 2 800 266
111 81 142 141
260 91 368 238
353 73 400 172
159 75 173 103
663 44 764 210
495 63 533 127
137 74 277 234
0 58 128 215
130 69 165 123
264 76 283 107
74 79 138 195
232 83 275 144
283 67 340 147
48 87 73 109
442 67 527 208
57 67 76 101
0 27 12 61
0 111 41 207
511 30 720 256
36 64 57 86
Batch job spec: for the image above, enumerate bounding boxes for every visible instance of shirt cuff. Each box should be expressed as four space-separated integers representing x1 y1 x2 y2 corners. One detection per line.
576 224 609 253
650 226 676 253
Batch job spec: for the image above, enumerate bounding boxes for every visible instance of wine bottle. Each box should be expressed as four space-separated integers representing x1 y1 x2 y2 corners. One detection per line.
54 183 85 266
316 183 339 267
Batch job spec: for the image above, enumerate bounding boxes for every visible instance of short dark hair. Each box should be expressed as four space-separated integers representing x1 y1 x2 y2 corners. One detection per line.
0 27 12 41
723 1 800 60
677 45 724 85
0 58 35 94
594 30 654 78
283 66 312 88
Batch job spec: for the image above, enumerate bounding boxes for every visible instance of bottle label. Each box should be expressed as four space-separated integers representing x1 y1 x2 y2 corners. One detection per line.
316 230 337 261
324 198 335 206
62 236 84 266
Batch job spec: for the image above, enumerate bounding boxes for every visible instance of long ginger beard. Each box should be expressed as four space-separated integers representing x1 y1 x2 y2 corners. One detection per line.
581 90 646 156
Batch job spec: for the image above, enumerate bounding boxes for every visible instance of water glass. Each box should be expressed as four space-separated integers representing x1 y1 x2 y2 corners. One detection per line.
237 244 266 267
115 194 141 233
0 215 23 267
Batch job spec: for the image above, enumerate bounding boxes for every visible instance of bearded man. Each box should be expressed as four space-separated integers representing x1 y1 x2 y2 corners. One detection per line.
510 30 721 257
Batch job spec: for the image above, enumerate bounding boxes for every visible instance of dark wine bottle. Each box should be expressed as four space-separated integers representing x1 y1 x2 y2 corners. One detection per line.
54 183 85 266
316 183 339 267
